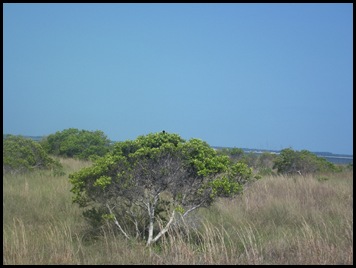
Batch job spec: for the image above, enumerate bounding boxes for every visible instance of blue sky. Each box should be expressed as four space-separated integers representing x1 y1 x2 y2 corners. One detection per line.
3 3 353 155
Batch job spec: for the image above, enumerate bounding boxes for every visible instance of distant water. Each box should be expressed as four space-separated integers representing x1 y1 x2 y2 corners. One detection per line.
248 150 353 165
319 156 353 165
213 147 353 165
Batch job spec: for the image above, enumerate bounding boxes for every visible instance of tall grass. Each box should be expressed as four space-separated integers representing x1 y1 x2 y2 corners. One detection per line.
208 173 353 264
3 158 353 264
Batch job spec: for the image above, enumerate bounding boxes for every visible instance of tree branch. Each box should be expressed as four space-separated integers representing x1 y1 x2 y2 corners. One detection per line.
106 203 130 239
182 199 206 218
148 210 176 246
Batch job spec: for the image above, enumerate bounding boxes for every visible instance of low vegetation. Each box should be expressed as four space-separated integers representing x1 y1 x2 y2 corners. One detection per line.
3 157 352 264
40 128 112 160
3 134 63 175
3 129 352 264
273 148 341 175
69 132 258 246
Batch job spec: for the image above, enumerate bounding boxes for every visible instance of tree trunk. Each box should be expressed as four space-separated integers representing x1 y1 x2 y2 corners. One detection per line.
148 210 175 246
146 194 158 246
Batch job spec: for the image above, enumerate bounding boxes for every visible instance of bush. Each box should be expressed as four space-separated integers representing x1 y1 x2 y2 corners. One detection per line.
273 148 340 175
69 131 258 246
3 134 63 175
40 128 112 160
217 147 244 161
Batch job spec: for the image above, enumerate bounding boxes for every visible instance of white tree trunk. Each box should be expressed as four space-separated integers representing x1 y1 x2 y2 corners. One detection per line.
146 194 159 246
106 204 130 239
148 210 175 246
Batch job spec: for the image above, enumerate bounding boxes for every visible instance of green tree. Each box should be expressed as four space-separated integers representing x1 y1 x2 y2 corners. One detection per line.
41 128 112 160
273 148 340 175
3 134 63 175
69 132 257 246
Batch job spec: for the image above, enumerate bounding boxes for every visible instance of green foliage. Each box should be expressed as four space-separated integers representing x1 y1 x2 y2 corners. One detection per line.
239 152 259 168
69 132 257 244
174 205 185 214
209 176 241 198
250 152 278 176
3 134 63 175
217 147 244 161
82 207 108 230
93 176 112 189
257 152 277 169
257 167 275 176
217 148 278 176
273 148 340 175
40 128 112 160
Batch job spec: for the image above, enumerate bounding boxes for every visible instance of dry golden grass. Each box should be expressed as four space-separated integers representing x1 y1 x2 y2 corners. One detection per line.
211 172 353 264
3 158 353 264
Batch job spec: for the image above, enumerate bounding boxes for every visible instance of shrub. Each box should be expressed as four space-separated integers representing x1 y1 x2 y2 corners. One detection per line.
273 148 340 175
217 147 245 161
40 128 112 160
69 131 258 246
3 134 63 175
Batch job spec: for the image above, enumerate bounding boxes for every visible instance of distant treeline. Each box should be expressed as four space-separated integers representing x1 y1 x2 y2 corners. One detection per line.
213 147 353 165
4 134 353 165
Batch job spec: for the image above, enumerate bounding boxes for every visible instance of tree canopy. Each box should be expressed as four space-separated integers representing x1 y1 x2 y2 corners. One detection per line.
69 132 257 246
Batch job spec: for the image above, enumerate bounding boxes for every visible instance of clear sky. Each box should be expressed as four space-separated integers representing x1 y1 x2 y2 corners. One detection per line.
3 3 353 155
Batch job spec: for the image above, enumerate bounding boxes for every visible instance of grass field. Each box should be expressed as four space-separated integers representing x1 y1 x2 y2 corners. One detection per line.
3 157 353 264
